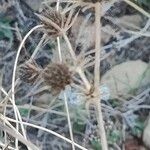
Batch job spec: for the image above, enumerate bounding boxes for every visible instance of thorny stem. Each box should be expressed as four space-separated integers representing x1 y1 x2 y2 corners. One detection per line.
94 3 108 150
63 33 91 91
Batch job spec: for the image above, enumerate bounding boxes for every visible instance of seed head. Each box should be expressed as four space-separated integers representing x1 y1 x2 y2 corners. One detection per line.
37 8 67 37
42 63 72 94
37 5 79 37
19 61 41 84
19 61 72 95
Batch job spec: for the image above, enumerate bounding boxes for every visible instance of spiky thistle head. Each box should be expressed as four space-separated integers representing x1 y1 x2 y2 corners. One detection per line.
19 61 72 94
36 5 79 37
42 63 72 94
19 61 41 84
36 8 67 37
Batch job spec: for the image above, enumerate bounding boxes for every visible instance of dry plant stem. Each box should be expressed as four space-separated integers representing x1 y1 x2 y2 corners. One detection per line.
0 86 19 149
63 33 91 91
0 87 33 150
0 142 15 150
124 0 150 18
0 116 39 150
124 30 150 37
94 3 108 150
57 37 62 61
64 93 75 150
2 104 66 116
1 79 19 105
11 25 43 149
94 4 100 87
3 101 7 145
30 33 47 60
56 2 75 149
1 88 8 145
57 36 76 150
4 116 88 150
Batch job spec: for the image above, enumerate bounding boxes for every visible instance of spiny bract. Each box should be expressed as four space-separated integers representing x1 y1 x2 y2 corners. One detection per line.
37 8 67 37
19 61 41 84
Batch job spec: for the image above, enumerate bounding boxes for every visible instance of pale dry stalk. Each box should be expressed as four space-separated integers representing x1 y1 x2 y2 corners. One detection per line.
94 2 108 150
56 1 75 150
3 116 88 150
11 24 43 150
124 0 150 18
63 33 91 91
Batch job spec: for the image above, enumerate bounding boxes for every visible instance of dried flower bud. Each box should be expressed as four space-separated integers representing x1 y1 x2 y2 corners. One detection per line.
37 8 67 37
19 61 72 95
37 5 79 37
19 61 41 84
42 63 72 94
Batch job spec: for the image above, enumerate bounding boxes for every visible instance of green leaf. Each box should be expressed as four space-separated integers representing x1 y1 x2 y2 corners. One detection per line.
91 139 102 150
4 28 13 39
109 99 120 107
73 121 85 133
108 130 121 143
131 119 145 137
19 108 29 117
0 19 13 40
0 31 5 39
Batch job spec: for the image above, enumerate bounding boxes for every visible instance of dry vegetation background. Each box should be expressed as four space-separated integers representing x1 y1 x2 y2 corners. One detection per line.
0 0 150 150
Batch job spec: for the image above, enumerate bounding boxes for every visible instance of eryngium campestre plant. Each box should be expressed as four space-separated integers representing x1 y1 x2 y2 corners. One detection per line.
19 61 41 84
37 9 67 37
19 62 72 94
36 6 79 37
42 63 72 94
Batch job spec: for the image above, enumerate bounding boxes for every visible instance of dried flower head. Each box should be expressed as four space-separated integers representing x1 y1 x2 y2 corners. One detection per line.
36 6 79 37
19 61 41 84
19 61 72 95
36 9 66 37
42 63 72 94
